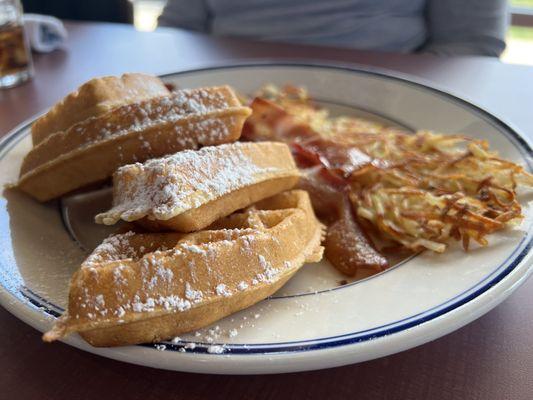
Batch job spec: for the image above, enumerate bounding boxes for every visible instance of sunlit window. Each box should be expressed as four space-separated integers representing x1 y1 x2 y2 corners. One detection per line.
503 0 533 65
129 0 167 32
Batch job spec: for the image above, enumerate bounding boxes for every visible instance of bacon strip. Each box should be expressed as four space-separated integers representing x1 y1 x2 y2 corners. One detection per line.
244 97 388 275
325 197 388 275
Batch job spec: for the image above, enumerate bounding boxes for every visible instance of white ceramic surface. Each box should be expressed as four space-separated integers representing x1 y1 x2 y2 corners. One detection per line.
0 62 531 374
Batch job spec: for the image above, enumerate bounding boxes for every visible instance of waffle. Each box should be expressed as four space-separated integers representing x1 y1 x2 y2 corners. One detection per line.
31 73 170 145
18 86 252 201
95 142 300 232
43 190 324 347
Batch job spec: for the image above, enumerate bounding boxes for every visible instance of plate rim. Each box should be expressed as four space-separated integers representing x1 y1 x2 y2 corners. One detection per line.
0 61 532 372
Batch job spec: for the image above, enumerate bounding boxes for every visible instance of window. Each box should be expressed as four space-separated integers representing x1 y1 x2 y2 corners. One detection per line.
503 0 533 65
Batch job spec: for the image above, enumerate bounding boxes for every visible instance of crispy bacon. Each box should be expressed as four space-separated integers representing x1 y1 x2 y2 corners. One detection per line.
298 168 343 223
299 138 372 178
325 197 388 275
290 142 323 169
244 97 387 275
242 98 315 142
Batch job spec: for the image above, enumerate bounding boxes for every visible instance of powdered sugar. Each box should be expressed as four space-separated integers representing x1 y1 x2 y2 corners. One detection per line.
96 142 290 224
95 294 105 308
83 231 137 267
251 254 281 284
184 342 196 350
207 345 226 354
216 284 231 297
185 282 203 303
180 244 206 255
21 87 242 177
115 306 126 318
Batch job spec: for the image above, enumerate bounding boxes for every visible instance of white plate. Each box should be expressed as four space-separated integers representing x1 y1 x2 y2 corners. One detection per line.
0 62 531 374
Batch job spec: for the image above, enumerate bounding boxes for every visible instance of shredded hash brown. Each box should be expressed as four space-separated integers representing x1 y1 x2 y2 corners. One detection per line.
248 85 533 254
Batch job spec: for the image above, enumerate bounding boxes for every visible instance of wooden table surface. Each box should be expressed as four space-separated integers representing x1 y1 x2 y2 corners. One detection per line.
1 21 532 400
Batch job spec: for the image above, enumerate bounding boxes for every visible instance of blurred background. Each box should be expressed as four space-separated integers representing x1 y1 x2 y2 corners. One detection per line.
21 0 533 66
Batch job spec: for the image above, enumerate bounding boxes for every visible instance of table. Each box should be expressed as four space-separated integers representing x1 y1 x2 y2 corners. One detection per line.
1 21 532 400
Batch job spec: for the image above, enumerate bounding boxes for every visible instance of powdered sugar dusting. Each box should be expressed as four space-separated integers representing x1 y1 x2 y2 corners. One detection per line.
96 142 288 224
21 87 242 176
66 188 318 345
131 294 191 313
216 284 232 297
185 282 203 303
207 345 226 354
83 231 137 267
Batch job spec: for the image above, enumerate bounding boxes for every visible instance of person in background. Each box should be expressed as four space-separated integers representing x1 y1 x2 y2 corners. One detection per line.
159 0 508 57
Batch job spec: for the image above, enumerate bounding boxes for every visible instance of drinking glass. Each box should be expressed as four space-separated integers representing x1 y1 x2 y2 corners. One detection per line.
0 0 33 88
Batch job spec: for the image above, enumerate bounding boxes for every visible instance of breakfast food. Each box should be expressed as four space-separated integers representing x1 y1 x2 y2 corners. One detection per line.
243 95 389 275
31 73 170 145
18 84 251 201
43 190 324 347
243 85 533 275
96 142 300 232
31 75 531 350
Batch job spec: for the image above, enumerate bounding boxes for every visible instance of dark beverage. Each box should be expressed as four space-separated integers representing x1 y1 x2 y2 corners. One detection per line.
0 21 32 88
0 24 29 72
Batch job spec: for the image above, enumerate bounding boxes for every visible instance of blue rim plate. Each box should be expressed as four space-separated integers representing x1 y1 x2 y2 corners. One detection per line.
0 62 531 374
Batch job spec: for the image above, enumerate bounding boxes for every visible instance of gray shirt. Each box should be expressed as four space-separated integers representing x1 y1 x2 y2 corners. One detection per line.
159 0 508 57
